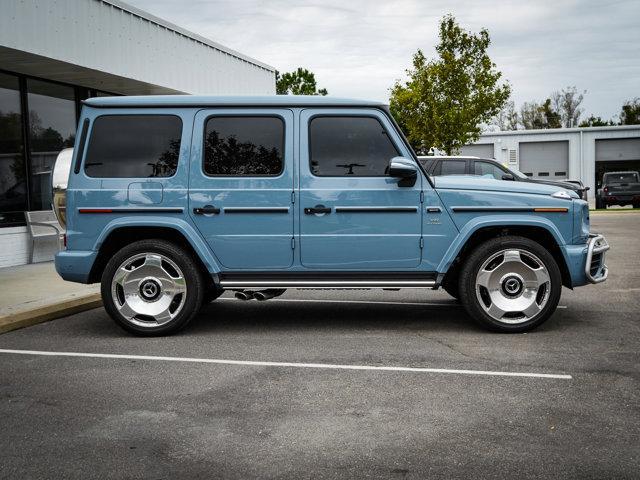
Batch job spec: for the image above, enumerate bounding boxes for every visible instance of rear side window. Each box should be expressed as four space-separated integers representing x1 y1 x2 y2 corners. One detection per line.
203 116 284 176
474 161 506 180
309 116 399 176
84 115 182 178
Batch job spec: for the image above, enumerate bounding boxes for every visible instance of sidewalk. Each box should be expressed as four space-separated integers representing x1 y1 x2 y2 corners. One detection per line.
0 262 101 334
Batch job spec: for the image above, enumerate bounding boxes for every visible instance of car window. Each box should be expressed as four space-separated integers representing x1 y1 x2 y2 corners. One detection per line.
438 160 466 175
309 116 399 176
84 115 182 178
604 173 638 183
474 161 506 180
203 116 284 176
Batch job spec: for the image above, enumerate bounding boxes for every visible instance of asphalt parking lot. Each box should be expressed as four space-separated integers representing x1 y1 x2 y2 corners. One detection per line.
1 213 638 479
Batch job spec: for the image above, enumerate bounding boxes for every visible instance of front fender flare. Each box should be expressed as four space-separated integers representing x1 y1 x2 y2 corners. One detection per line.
436 215 568 274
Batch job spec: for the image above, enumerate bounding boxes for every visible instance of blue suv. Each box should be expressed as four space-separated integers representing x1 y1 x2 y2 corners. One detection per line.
52 95 609 335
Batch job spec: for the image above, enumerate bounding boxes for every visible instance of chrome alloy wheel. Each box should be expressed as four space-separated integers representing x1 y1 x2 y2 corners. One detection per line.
111 252 187 328
475 249 551 324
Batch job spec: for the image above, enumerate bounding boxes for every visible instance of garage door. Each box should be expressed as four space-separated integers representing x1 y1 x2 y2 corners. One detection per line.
595 138 640 187
519 141 569 180
460 143 494 158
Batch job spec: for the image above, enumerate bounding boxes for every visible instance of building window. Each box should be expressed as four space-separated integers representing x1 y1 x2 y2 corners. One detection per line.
309 116 399 176
203 116 284 176
84 115 182 178
0 72 26 226
27 79 77 211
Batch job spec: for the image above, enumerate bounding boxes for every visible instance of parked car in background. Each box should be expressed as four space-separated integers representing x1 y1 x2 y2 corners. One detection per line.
596 171 640 209
418 156 589 201
52 95 609 336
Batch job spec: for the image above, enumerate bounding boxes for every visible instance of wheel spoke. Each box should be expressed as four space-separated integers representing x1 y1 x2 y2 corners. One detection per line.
503 250 521 264
487 302 505 320
476 269 493 289
117 301 137 320
521 300 542 319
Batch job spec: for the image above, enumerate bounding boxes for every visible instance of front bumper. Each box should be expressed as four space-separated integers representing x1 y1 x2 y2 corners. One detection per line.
584 234 609 284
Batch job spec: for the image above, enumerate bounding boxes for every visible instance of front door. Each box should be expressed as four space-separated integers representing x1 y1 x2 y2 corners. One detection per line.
189 109 294 269
298 109 422 269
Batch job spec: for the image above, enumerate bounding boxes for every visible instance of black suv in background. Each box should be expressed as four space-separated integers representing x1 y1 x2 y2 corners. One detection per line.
418 156 589 201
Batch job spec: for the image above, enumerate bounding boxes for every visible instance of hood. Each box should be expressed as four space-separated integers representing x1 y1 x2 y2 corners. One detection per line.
432 175 578 198
525 177 583 192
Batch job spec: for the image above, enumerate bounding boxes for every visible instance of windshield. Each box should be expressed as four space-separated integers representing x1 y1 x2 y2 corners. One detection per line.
505 165 529 180
604 173 638 183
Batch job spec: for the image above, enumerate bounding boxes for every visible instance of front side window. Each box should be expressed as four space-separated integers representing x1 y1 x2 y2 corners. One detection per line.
203 116 284 176
84 115 182 178
474 161 506 180
309 116 399 176
437 160 466 176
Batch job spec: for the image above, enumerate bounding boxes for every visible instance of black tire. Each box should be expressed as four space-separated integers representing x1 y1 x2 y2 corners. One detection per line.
458 236 562 333
101 239 205 336
204 286 224 303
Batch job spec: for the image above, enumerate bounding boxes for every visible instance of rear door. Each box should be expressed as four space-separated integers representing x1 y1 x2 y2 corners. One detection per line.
298 109 422 269
188 109 294 269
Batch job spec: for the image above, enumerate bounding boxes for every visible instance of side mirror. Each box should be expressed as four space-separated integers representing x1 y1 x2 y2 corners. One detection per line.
501 173 515 181
389 157 417 187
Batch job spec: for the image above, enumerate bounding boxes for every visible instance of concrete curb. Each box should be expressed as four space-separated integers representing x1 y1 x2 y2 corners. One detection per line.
0 293 103 334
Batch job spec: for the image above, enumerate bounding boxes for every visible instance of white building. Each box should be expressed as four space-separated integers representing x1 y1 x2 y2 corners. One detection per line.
0 0 275 267
462 125 640 205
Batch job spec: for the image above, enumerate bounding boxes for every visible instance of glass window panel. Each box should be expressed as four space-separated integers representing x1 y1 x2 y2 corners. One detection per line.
309 116 399 176
474 161 506 180
0 72 27 225
203 116 284 176
439 160 466 175
84 115 182 178
27 79 76 210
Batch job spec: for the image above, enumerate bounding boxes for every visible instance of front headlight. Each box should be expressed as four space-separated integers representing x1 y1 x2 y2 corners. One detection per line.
573 200 590 243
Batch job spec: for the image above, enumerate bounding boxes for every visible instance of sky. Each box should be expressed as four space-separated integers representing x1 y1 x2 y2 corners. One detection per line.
126 0 639 121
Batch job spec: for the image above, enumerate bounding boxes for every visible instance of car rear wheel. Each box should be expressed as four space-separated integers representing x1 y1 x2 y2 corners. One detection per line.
101 239 205 336
458 236 562 333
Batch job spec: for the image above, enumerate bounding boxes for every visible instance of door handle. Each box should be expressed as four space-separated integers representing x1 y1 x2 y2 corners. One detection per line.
304 205 331 215
193 205 220 215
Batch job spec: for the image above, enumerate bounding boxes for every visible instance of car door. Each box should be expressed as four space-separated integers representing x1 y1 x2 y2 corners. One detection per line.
298 109 422 269
189 109 294 269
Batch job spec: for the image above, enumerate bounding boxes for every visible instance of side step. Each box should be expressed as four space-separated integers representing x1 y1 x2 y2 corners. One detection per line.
219 272 438 289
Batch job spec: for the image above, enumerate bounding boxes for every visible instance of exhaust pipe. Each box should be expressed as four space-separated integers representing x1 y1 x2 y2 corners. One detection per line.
253 289 286 301
234 290 255 301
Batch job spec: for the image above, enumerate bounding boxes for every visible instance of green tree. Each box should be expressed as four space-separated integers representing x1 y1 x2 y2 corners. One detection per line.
519 101 545 130
620 98 640 125
493 100 518 131
579 115 614 127
390 15 510 154
540 99 562 128
551 86 585 127
276 68 328 96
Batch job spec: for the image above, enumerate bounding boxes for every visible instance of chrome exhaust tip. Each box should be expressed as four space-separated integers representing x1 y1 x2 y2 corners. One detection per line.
234 290 255 301
253 289 286 301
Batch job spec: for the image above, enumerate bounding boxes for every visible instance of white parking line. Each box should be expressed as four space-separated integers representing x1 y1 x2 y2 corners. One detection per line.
220 297 569 309
0 349 572 380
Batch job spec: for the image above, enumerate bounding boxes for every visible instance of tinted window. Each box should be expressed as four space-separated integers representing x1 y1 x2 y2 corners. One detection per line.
0 72 26 224
204 116 284 176
27 79 77 209
85 115 182 178
474 161 506 180
309 116 399 176
439 160 466 175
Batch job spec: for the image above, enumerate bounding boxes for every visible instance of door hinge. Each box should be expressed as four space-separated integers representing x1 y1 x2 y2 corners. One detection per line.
420 191 424 203
291 237 295 249
291 191 295 204
419 237 424 249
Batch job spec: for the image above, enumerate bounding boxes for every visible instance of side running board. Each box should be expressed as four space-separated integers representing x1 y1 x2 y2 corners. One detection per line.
218 272 438 289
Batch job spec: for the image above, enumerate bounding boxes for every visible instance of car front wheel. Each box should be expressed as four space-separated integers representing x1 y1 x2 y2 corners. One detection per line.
458 236 562 332
101 239 205 336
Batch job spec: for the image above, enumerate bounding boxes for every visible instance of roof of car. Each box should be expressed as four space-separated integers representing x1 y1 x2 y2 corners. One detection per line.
84 95 387 108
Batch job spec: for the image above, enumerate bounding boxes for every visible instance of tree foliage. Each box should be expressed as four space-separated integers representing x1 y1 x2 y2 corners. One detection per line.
276 68 328 96
620 98 640 125
390 15 510 154
493 100 518 131
579 115 614 127
551 86 585 127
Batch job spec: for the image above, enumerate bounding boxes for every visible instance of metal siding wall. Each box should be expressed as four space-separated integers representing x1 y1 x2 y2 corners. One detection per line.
0 0 275 95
